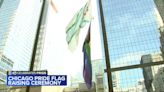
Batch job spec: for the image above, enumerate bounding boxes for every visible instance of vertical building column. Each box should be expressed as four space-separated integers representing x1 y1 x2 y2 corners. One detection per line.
30 0 48 71
33 0 49 71
98 0 114 92
26 0 48 92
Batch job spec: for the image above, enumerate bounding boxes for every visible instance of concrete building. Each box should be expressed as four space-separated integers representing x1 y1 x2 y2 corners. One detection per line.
160 26 164 54
78 82 96 92
96 74 104 92
152 67 164 92
152 1 164 91
154 0 164 22
92 59 120 91
63 87 78 92
92 59 105 92
141 54 164 92
112 72 120 88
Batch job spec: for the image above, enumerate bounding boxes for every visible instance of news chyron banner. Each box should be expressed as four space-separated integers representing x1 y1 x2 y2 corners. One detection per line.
7 71 67 86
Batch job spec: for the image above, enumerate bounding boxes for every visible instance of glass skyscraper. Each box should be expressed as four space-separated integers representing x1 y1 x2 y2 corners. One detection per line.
0 0 20 54
98 0 164 92
0 0 20 84
0 0 46 86
3 0 43 71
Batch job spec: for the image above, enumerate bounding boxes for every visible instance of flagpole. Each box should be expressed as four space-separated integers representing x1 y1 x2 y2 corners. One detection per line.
98 0 114 92
50 0 58 12
26 0 47 92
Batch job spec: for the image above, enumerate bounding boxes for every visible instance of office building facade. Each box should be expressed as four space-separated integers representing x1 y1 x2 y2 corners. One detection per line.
98 0 162 91
0 0 48 85
152 67 164 92
0 55 13 84
92 59 105 92
160 26 164 54
0 0 20 84
140 9 164 91
140 3 164 91
3 0 43 71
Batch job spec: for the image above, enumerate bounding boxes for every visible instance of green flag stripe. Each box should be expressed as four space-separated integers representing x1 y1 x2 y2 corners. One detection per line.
66 2 89 31
66 2 89 44
66 4 88 43
66 9 81 33
66 8 84 43
84 42 90 59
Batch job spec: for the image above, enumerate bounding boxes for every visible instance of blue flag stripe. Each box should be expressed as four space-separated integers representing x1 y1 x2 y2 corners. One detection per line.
83 24 92 89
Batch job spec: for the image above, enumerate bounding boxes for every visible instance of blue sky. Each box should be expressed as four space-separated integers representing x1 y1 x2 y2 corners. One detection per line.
102 0 162 88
